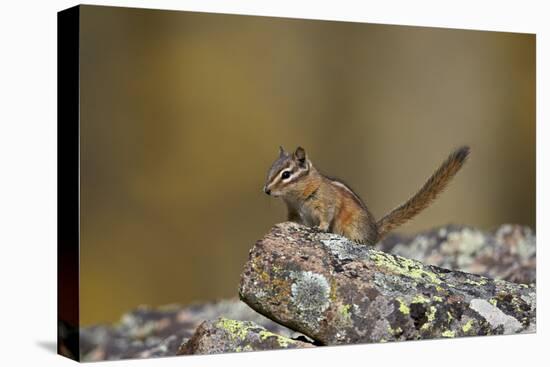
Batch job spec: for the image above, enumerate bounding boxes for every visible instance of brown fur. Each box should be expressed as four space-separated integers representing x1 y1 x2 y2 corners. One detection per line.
376 146 470 239
264 146 470 246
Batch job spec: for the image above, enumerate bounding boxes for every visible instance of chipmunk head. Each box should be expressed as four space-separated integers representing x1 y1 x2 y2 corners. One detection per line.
263 146 311 197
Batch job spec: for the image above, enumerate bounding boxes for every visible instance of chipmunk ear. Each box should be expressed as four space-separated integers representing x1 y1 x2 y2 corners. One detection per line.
279 146 287 157
293 146 307 166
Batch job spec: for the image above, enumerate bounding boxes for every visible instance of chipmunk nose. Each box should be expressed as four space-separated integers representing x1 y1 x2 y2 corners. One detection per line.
263 186 271 195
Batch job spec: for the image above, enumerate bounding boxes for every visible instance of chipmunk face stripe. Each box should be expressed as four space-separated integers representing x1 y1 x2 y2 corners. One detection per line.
265 162 309 190
265 161 293 187
264 146 310 195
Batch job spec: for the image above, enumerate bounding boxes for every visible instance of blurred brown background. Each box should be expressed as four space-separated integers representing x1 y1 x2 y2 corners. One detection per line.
79 5 535 325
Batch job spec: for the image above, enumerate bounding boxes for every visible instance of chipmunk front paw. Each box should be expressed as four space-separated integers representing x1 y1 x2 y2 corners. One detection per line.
314 222 330 232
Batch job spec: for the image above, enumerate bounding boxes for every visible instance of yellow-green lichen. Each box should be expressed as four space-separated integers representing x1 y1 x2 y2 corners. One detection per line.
369 251 442 285
421 305 438 330
447 311 453 322
427 306 437 322
388 326 403 335
397 298 410 315
489 298 498 306
411 294 429 304
464 277 488 286
258 330 296 348
442 330 456 338
432 296 443 302
462 319 474 333
217 319 296 348
216 318 251 340
235 345 253 353
339 304 352 321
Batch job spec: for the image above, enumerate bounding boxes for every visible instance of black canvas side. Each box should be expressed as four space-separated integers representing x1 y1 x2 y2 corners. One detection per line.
57 5 80 362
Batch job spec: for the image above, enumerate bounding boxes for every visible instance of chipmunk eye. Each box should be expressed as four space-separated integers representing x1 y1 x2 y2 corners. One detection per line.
281 170 291 179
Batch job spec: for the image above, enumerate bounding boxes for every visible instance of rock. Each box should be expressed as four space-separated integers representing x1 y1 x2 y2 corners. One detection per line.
80 298 303 361
177 318 314 355
377 224 536 285
239 222 536 345
80 222 537 360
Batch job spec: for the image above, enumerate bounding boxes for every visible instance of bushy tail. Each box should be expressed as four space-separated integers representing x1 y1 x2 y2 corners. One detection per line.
376 146 470 239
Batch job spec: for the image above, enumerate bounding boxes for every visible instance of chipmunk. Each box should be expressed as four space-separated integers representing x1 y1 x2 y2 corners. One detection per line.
263 146 470 246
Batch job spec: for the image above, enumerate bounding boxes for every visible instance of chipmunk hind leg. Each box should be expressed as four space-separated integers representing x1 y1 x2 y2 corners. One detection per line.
333 208 378 245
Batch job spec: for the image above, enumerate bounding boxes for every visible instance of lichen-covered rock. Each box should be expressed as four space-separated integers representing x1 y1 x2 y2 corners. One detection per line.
378 224 536 285
80 298 303 361
239 222 536 345
177 318 314 355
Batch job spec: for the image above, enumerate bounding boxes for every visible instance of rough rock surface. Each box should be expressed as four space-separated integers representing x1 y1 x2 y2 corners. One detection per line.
80 299 302 361
239 222 536 345
80 223 536 360
177 318 313 355
378 224 535 285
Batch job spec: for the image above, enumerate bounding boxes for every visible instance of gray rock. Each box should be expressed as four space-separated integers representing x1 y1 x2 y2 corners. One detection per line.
377 224 535 285
80 299 302 361
239 222 536 345
177 318 314 355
